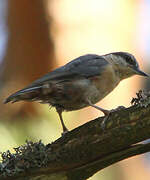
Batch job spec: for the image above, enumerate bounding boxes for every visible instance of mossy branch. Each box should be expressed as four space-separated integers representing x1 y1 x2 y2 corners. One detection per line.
1 90 150 180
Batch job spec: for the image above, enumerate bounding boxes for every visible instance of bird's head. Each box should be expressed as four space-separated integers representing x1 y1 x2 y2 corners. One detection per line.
104 52 148 79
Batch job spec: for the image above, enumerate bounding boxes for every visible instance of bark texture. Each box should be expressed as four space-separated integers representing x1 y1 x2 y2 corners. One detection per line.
0 91 150 180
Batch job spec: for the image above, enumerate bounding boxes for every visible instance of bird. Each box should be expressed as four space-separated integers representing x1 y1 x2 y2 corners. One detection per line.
4 52 148 134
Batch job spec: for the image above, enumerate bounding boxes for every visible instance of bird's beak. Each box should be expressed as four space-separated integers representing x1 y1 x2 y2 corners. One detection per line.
134 68 149 77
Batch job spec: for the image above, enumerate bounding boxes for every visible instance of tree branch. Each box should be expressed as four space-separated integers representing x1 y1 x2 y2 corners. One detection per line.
1 90 150 180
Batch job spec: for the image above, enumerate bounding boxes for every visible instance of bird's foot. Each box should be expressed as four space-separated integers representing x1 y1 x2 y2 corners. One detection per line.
110 106 126 113
61 129 69 136
101 106 126 130
101 113 111 130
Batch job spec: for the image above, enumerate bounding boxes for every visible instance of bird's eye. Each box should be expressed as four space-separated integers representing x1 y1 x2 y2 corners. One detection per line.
126 56 137 67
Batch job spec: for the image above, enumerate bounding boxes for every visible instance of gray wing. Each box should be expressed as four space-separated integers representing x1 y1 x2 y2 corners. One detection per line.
66 54 109 77
4 54 109 103
32 54 109 83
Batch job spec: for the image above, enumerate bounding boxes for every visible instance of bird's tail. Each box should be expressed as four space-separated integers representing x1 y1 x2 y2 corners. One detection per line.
4 85 43 104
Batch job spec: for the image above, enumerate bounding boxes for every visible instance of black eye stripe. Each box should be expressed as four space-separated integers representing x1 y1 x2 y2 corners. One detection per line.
112 52 138 67
125 56 136 65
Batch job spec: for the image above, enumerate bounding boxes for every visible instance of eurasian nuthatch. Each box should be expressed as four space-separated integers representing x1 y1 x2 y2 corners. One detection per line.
4 52 148 134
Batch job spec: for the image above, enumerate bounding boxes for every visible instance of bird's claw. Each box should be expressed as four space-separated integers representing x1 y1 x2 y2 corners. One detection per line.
110 106 125 113
101 106 126 130
61 130 69 136
101 113 110 130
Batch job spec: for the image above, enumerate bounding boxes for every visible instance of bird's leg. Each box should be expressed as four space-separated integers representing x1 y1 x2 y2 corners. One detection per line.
86 99 111 130
86 99 110 116
56 108 68 135
86 99 126 129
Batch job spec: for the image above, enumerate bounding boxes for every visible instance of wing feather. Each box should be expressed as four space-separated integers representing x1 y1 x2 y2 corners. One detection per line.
32 54 109 84
4 54 109 103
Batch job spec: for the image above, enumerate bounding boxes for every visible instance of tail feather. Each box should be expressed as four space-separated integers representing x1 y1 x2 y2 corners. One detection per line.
4 85 43 104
